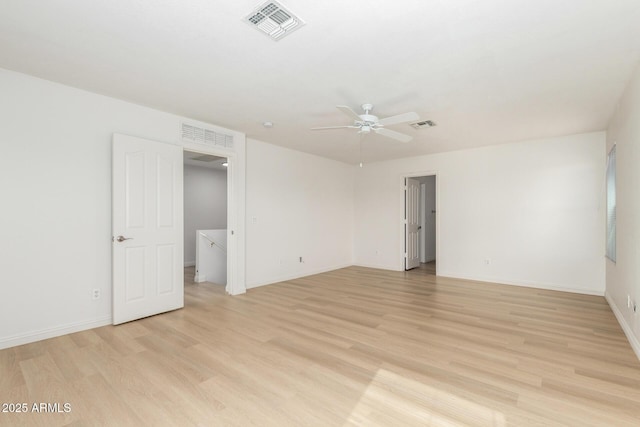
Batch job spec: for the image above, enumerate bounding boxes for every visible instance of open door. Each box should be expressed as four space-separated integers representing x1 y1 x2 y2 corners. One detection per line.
405 177 420 270
112 134 184 325
424 176 436 262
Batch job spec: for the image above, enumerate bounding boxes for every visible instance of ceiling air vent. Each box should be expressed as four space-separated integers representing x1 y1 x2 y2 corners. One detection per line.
245 1 305 41
191 154 220 162
410 120 437 130
181 123 234 149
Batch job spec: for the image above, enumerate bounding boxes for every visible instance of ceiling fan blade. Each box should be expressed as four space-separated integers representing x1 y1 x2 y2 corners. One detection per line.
311 125 357 130
374 127 413 143
336 105 363 121
378 111 419 127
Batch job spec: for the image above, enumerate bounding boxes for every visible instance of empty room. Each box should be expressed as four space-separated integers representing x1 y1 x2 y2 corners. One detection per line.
2 1 640 425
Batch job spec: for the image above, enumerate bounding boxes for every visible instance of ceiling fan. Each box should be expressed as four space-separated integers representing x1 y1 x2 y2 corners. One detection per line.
312 103 419 142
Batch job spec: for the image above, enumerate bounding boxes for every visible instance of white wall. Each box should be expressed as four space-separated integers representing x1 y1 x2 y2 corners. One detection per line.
0 66 612 350
195 229 227 285
354 132 605 294
605 63 640 358
0 68 245 349
184 165 227 266
245 139 354 288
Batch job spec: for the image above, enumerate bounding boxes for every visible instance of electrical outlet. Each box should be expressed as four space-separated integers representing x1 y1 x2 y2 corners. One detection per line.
484 259 491 265
92 289 100 300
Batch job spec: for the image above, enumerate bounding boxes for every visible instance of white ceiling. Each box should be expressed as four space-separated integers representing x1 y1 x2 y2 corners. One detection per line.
1 0 639 164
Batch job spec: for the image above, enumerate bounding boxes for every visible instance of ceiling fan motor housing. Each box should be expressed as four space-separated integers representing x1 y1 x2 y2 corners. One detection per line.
358 114 379 125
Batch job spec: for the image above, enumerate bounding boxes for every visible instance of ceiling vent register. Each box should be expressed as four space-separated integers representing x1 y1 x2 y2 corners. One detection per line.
245 1 305 41
191 154 221 162
410 120 437 129
181 123 234 149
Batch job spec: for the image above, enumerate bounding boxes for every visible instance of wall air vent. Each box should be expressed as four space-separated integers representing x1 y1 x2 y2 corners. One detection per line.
410 120 437 129
191 154 220 162
181 123 234 149
245 1 305 41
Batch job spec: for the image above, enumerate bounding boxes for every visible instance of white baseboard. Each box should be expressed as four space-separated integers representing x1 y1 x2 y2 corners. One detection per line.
227 286 246 296
351 265 603 296
184 261 195 267
605 291 640 361
246 263 352 289
0 316 112 350
437 270 604 296
353 262 402 272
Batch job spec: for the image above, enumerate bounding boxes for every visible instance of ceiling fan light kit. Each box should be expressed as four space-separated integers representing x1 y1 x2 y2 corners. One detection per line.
312 103 420 143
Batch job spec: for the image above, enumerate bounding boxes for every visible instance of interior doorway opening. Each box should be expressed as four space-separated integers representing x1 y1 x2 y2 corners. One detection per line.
404 174 437 273
183 151 228 288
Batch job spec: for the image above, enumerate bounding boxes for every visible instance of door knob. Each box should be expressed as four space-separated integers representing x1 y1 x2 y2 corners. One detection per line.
114 235 133 242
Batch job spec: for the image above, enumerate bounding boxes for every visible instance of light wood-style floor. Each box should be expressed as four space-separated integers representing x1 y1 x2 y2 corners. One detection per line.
2 263 640 426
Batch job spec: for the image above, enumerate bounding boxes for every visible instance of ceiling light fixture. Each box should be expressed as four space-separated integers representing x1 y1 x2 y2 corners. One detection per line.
263 121 274 128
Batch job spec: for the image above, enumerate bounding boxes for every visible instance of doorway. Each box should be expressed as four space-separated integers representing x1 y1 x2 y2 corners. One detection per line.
112 133 245 325
183 152 228 288
404 174 437 272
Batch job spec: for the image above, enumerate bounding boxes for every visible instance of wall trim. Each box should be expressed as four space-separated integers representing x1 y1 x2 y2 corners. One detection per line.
437 270 604 296
354 262 402 272
246 263 353 289
351 264 604 296
605 291 640 361
0 316 112 350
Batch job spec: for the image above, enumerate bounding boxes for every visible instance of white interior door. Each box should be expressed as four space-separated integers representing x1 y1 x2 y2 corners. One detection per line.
405 177 420 270
112 134 184 325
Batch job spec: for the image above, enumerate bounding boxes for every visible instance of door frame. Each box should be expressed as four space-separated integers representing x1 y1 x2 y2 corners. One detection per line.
182 141 246 295
421 177 437 263
400 171 439 274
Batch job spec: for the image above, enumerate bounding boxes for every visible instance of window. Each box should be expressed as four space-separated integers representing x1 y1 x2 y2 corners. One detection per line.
606 145 616 262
